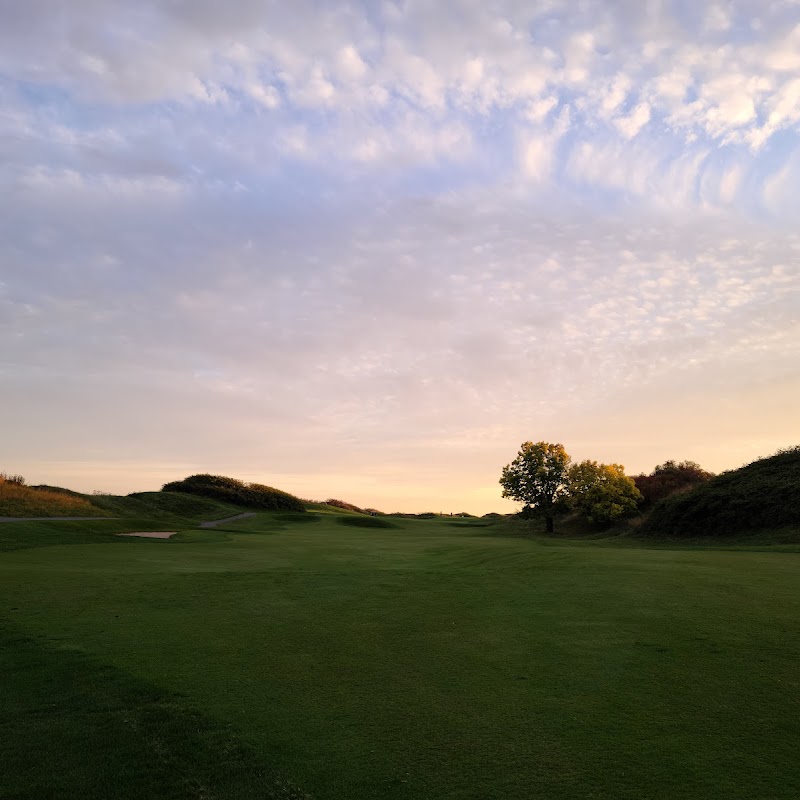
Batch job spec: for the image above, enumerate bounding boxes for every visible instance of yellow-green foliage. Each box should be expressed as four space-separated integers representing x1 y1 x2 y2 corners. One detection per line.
568 460 643 526
0 476 103 517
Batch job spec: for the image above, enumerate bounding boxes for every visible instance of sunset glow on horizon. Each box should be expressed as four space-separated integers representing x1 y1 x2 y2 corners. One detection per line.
2 1 799 514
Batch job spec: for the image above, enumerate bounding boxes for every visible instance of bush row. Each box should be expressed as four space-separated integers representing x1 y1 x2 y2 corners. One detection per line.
162 474 305 512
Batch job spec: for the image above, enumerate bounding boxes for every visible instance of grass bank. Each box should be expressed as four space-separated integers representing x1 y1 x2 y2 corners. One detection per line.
0 479 106 518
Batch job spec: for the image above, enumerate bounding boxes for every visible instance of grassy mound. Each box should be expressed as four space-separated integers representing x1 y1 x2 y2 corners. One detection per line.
325 498 367 514
162 474 305 513
273 513 321 525
89 491 245 522
30 484 88 498
641 446 800 537
0 477 105 518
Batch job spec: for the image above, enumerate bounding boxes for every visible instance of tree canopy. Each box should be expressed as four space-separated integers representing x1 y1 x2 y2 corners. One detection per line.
500 442 642 532
567 460 643 525
500 442 571 533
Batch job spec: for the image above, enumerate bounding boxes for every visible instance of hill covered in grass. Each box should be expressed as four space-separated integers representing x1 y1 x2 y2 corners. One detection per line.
162 474 305 512
0 476 106 518
89 491 247 522
640 447 800 538
0 471 256 522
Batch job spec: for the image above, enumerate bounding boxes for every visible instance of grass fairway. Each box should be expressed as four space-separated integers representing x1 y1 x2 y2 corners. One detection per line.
2 514 800 799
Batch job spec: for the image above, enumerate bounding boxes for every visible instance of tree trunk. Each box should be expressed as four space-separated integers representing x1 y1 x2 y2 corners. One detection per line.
545 515 554 534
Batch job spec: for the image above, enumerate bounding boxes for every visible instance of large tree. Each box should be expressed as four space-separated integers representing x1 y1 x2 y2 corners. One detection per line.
567 460 642 525
499 441 571 533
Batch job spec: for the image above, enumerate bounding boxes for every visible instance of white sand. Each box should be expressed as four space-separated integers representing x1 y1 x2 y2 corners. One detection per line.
117 531 177 539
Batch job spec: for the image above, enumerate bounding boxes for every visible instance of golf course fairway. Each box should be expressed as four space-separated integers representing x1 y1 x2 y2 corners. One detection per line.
2 513 799 799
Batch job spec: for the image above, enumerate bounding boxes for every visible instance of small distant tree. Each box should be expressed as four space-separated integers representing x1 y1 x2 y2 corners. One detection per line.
500 442 571 533
568 460 643 526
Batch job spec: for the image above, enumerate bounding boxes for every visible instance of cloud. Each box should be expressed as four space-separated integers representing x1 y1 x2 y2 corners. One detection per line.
613 102 652 139
245 81 281 109
521 136 554 181
2 0 800 510
0 1 797 202
704 4 733 32
762 149 800 216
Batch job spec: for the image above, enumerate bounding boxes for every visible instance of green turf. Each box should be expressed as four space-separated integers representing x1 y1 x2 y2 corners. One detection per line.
0 621 309 800
2 514 800 799
87 490 247 521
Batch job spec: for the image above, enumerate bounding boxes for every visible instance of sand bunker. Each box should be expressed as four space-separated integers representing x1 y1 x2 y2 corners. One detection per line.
117 531 177 539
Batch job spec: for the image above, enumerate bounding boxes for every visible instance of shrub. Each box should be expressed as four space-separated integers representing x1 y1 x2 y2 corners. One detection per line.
641 446 800 537
325 499 365 514
386 512 439 519
162 474 305 512
632 460 714 506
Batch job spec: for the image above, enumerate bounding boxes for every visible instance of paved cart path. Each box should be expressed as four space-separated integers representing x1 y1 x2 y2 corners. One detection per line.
199 513 257 528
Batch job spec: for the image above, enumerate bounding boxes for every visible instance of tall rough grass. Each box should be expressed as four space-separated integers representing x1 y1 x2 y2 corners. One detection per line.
0 476 104 517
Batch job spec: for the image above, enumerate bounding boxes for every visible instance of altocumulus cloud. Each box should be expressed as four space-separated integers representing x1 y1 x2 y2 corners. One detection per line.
1 0 799 512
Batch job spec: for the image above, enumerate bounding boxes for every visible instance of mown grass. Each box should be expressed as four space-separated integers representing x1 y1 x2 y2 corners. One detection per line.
2 513 800 799
0 621 308 800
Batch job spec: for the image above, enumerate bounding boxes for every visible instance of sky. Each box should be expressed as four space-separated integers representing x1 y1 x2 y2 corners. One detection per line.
1 0 799 514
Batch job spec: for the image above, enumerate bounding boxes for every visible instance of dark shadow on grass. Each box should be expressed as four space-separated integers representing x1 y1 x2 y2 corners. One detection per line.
444 521 494 528
0 520 136 554
0 621 310 800
335 516 397 529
